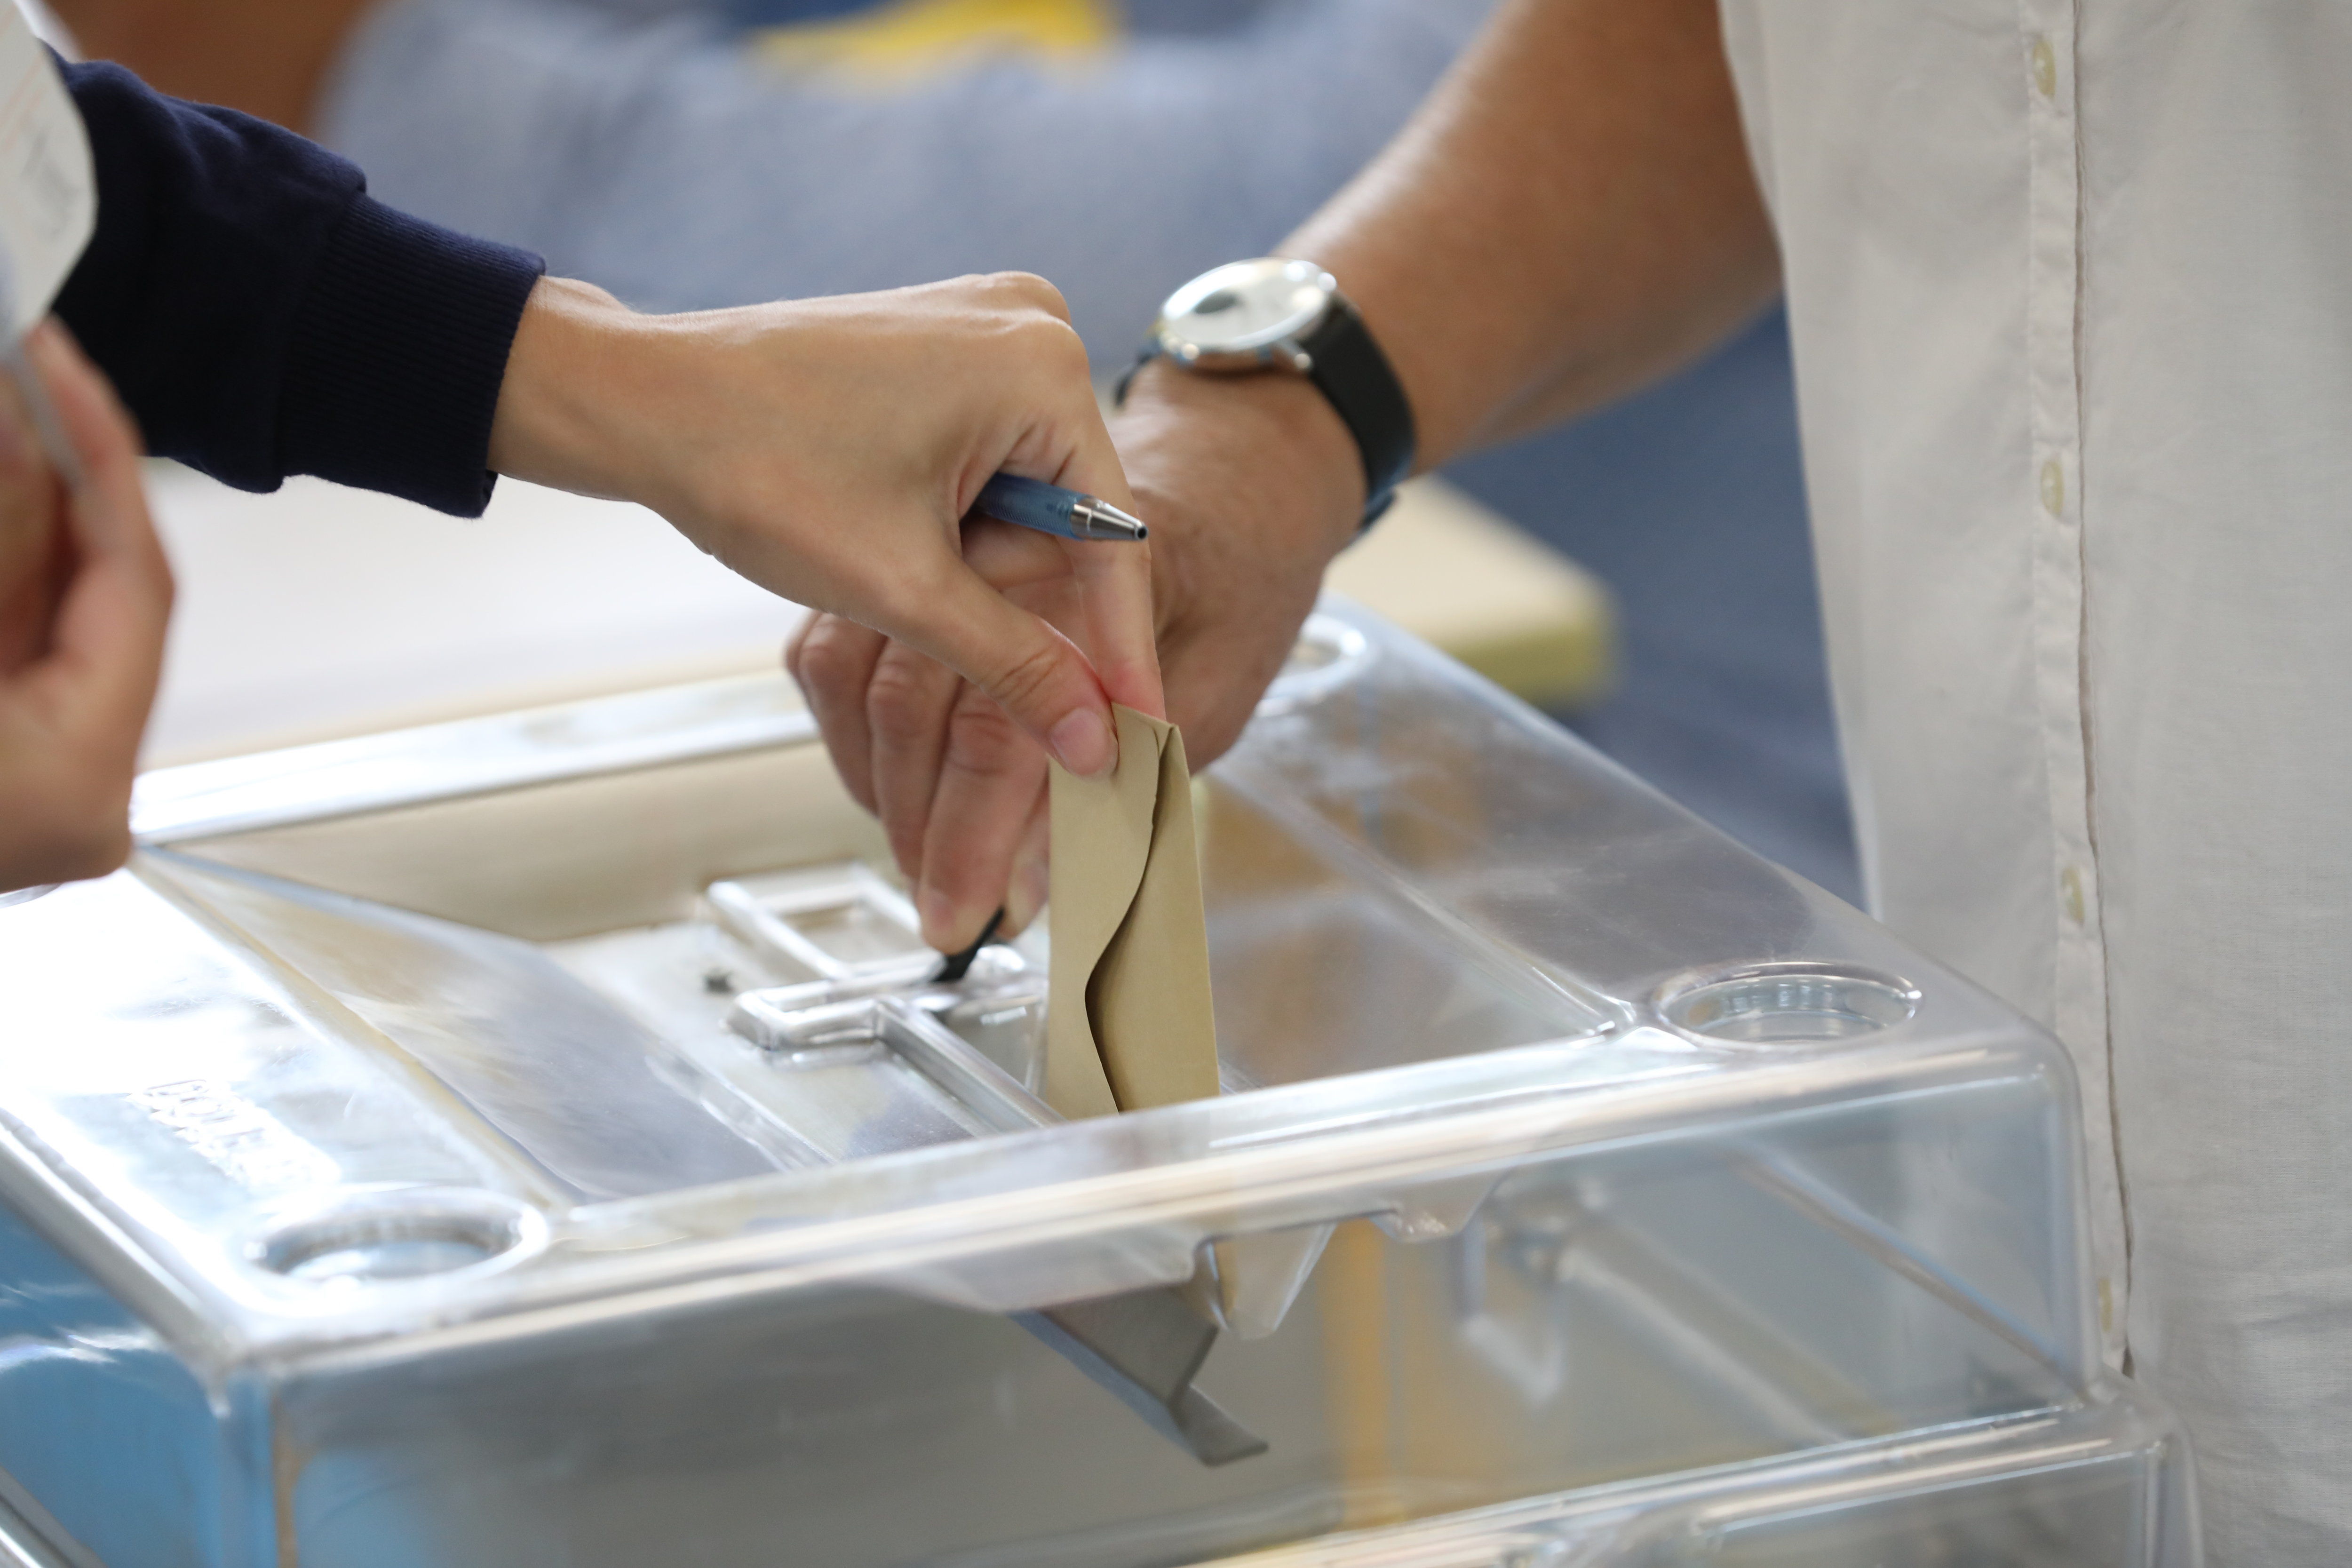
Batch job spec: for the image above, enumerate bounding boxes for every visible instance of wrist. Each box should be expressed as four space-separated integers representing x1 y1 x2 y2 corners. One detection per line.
1115 358 1366 568
487 277 660 502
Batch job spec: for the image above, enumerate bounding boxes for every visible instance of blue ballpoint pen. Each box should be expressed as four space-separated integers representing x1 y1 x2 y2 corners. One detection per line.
971 473 1149 542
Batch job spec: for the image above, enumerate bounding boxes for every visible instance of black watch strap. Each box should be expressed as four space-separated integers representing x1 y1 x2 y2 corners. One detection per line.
1292 293 1416 527
1115 290 1417 531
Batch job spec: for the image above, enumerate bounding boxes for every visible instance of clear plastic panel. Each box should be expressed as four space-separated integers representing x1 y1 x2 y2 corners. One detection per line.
0 603 2189 1567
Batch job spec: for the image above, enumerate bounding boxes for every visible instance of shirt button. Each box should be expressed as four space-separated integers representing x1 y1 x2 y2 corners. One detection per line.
2030 33 2056 98
2061 864 2087 927
2040 458 2066 517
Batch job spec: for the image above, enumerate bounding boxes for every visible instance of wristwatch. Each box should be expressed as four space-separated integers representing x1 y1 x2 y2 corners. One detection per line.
1118 257 1416 528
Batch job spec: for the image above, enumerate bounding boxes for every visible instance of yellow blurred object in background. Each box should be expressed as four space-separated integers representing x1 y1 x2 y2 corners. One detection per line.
756 0 1117 78
1331 480 1616 714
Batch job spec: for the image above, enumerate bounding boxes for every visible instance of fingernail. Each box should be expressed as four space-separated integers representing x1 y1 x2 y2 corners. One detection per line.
919 884 974 952
1048 708 1114 778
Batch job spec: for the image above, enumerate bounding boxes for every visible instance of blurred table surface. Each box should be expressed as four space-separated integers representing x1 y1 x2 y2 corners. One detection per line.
144 461 1612 766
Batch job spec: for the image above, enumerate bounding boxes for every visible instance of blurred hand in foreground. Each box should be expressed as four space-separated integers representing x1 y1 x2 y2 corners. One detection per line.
0 353 68 678
489 272 1161 804
0 324 174 894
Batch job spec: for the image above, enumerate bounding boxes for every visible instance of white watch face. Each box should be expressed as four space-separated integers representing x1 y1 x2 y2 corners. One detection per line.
1158 258 1335 361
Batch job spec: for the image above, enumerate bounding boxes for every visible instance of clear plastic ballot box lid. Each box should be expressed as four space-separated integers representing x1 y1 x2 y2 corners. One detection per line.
0 601 2196 1567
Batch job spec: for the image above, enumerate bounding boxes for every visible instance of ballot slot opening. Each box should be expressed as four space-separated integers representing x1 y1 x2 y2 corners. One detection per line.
1656 963 1919 1046
535 859 1050 1173
248 1187 542 1287
727 992 1055 1159
707 865 935 986
724 939 1033 1017
702 861 1046 1090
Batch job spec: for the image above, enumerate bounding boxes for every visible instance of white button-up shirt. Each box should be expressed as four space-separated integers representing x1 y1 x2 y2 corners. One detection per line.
1719 5 2352 1560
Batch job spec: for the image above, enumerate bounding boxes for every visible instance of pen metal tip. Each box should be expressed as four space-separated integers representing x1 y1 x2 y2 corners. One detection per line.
1077 499 1150 542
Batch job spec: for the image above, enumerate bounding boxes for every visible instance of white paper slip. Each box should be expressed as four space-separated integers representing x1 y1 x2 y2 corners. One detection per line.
0 0 89 340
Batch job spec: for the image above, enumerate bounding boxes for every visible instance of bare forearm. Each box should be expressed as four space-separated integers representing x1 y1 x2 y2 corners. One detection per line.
1284 0 1778 469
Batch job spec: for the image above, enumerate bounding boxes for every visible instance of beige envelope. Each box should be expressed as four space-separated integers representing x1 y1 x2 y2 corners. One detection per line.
1044 705 1221 1120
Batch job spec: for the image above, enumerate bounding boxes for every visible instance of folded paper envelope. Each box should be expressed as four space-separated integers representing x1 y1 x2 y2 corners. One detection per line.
1045 705 1221 1120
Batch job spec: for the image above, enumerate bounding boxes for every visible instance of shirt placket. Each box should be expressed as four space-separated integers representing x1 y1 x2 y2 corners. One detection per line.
2019 0 2123 1368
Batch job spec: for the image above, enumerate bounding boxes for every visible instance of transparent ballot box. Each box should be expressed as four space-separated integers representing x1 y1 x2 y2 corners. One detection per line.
0 604 2197 1567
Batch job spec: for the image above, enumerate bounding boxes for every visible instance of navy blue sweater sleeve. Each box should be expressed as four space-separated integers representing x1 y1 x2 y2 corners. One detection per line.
52 62 547 517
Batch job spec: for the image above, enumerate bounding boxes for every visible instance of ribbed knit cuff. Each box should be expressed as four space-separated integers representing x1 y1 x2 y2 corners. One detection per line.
278 195 546 517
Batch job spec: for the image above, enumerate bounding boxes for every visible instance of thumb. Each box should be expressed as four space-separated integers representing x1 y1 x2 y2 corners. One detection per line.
901 561 1119 779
